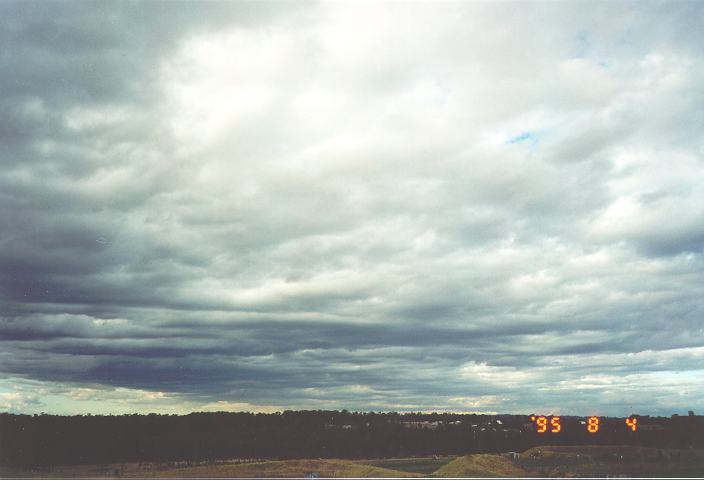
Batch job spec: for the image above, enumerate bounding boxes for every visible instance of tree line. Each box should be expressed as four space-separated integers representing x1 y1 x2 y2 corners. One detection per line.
1 411 702 466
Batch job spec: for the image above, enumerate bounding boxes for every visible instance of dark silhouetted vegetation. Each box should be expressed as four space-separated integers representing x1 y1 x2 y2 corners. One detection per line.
1 411 702 467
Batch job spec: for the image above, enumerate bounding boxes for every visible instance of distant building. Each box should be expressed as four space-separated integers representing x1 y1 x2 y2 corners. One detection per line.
323 423 354 430
402 420 440 430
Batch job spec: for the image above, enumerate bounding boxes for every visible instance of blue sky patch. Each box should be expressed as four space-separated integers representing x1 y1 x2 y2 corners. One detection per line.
508 131 538 145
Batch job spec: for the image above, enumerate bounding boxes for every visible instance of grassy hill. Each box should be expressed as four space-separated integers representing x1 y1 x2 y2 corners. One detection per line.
127 459 422 478
432 454 532 477
518 445 704 477
363 456 455 475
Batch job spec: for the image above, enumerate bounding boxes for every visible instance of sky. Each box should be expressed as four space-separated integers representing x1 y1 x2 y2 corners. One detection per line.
1 0 704 417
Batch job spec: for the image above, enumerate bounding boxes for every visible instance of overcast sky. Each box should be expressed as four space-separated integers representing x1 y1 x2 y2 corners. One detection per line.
1 1 704 416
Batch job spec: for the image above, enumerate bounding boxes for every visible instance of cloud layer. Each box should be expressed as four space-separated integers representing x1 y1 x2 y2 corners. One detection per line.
1 1 704 416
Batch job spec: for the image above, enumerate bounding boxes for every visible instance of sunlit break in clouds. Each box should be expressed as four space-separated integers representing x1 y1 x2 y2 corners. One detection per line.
1 1 704 416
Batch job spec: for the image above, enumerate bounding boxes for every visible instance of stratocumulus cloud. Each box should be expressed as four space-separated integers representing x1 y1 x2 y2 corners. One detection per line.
1 0 703 416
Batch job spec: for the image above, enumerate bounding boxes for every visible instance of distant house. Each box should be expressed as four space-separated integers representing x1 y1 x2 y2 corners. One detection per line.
402 420 440 430
324 423 354 430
